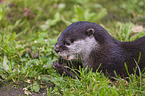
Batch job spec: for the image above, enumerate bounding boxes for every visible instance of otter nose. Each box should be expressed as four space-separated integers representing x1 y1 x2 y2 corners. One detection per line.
54 44 60 53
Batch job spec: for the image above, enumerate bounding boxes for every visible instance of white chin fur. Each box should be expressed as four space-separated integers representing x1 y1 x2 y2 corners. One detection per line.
58 52 77 60
58 36 99 60
67 55 76 60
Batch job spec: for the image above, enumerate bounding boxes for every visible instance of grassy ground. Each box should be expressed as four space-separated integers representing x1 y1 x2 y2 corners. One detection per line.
0 0 145 95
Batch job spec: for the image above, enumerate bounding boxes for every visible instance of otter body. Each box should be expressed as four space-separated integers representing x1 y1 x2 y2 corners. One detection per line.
53 21 145 77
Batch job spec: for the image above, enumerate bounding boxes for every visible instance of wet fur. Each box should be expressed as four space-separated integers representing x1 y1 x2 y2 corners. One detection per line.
53 21 145 77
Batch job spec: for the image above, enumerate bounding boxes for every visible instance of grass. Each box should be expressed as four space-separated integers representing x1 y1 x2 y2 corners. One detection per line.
0 0 145 95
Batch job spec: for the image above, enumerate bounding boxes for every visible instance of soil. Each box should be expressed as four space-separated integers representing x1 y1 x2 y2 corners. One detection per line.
0 82 25 96
0 82 55 96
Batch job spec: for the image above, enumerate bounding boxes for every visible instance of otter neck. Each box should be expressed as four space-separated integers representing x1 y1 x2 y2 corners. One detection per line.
79 37 99 62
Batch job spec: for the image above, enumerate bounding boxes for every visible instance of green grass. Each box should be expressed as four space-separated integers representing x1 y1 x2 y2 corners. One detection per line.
0 0 145 95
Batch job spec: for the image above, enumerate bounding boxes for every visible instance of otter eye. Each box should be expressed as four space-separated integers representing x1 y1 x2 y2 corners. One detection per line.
64 39 74 46
65 40 71 46
70 39 74 43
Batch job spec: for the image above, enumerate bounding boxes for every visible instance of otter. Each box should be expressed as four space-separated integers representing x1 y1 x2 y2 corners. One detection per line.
53 21 145 77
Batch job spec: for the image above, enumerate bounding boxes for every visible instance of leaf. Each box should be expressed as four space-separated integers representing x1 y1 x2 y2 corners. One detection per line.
0 7 5 21
32 82 40 92
25 79 31 83
132 25 145 33
23 88 32 95
73 5 83 20
41 76 50 82
94 8 107 22
54 12 60 21
3 54 9 71
10 32 16 41
20 58 28 62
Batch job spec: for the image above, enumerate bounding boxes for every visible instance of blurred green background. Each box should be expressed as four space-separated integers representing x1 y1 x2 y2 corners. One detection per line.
0 0 145 95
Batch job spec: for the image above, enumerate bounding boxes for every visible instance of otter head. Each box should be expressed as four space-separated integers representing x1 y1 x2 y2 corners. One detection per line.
54 21 111 61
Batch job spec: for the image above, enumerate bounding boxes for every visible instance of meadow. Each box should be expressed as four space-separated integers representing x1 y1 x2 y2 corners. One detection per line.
0 0 145 95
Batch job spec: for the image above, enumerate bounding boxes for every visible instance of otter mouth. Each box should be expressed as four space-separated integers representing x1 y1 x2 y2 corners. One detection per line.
59 55 83 65
58 51 83 62
60 55 76 60
60 55 69 60
59 54 82 62
57 52 75 60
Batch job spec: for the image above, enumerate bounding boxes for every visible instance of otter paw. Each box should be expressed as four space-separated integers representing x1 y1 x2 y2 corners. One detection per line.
53 61 65 75
53 61 61 68
53 61 75 77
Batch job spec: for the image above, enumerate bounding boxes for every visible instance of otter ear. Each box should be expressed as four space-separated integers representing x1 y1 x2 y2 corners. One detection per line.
87 28 95 36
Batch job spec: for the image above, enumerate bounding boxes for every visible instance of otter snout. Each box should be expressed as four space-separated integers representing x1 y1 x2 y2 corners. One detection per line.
54 44 60 53
54 43 65 53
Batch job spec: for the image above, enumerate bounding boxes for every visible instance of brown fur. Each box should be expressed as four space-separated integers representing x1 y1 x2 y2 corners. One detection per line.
53 21 145 77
